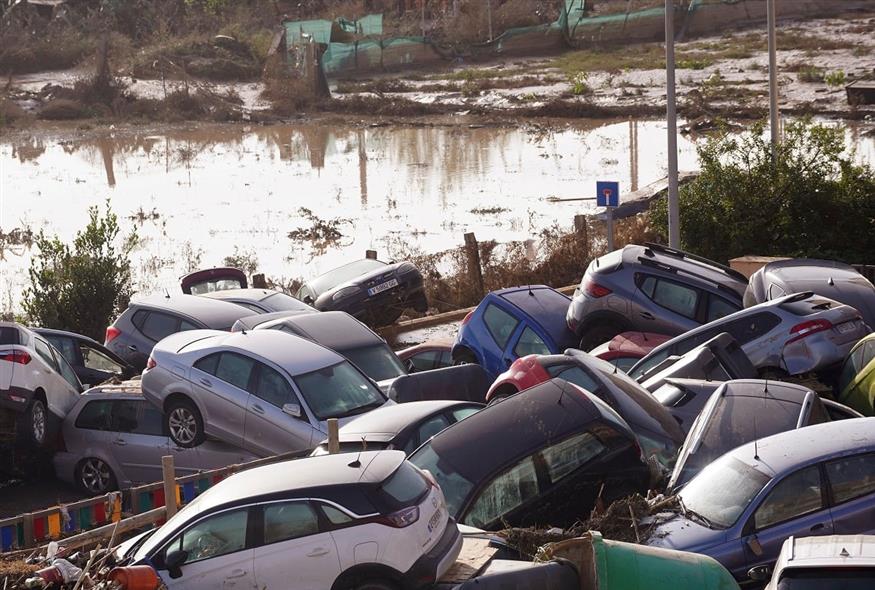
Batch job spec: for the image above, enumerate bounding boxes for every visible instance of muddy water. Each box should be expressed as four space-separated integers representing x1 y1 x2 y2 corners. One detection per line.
1 119 873 311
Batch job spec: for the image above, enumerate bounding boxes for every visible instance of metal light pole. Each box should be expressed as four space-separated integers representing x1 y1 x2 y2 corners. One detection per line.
665 0 680 248
767 0 780 155
487 0 494 41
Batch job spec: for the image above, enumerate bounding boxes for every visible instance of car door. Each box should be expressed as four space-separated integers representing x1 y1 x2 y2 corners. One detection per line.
825 452 875 535
110 399 170 485
190 353 254 447
158 508 256 590
740 465 833 578
479 303 521 375
242 363 313 456
508 325 552 367
32 336 80 415
632 274 701 334
252 501 341 590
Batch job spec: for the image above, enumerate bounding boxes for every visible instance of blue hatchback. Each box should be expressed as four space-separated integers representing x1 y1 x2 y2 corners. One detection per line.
452 286 578 380
647 418 875 583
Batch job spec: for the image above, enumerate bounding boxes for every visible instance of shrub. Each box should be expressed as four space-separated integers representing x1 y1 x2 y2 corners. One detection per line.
650 119 875 264
23 204 138 341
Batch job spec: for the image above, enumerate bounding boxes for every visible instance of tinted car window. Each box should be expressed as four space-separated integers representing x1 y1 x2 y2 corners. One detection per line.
194 353 220 375
707 295 739 323
408 350 439 372
722 312 782 345
33 338 58 370
55 352 81 390
438 351 453 369
409 444 474 518
45 335 77 365
483 304 519 349
175 509 248 564
254 364 294 408
651 279 699 319
451 406 480 422
380 462 429 506
416 414 450 447
139 312 180 342
542 431 605 483
180 320 199 332
514 327 550 357
75 400 113 430
826 453 875 504
112 401 163 436
263 503 319 544
465 456 539 528
320 504 353 525
0 327 20 345
754 466 823 530
214 353 256 391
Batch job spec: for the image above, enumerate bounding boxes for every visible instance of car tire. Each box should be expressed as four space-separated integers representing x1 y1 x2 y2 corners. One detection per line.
165 399 205 448
453 350 477 365
18 398 52 448
354 580 397 590
76 458 117 494
579 322 625 352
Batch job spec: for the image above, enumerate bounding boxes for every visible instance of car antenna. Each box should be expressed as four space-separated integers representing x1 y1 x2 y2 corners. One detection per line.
753 378 767 461
557 382 566 406
348 446 363 469
163 288 171 299
528 285 534 296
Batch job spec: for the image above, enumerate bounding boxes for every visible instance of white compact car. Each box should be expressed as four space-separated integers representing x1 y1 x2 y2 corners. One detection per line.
124 450 463 590
754 534 875 588
0 322 83 446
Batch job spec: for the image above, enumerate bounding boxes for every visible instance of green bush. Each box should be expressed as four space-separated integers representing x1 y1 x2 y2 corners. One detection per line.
24 204 138 341
651 119 875 264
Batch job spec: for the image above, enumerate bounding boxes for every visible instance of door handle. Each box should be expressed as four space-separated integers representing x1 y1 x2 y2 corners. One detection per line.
640 312 655 320
226 569 247 579
128 345 138 352
113 439 127 446
307 548 330 557
810 523 825 532
199 378 212 387
252 404 264 415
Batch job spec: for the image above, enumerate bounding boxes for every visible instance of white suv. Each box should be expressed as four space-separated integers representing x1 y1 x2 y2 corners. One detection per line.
125 450 462 590
753 534 875 588
0 322 83 446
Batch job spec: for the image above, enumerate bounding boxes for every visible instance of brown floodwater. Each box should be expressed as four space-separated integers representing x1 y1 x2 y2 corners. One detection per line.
1 119 873 312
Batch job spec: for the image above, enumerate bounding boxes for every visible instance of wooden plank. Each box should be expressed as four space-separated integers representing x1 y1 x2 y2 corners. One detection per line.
439 537 499 584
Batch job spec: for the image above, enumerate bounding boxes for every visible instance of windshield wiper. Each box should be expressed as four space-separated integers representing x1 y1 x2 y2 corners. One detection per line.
679 497 719 529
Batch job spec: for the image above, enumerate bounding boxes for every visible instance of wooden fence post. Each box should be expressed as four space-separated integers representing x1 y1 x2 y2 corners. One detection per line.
464 232 484 299
365 249 378 260
162 456 177 519
22 513 34 549
327 419 340 454
252 273 267 288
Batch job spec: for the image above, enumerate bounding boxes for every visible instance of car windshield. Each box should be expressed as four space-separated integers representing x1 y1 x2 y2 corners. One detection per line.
262 293 313 312
294 360 385 421
777 569 875 589
679 454 770 529
409 443 474 518
343 345 406 382
309 259 386 298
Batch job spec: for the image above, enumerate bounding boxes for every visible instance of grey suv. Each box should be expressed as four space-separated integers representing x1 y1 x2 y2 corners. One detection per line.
105 294 255 372
566 243 748 350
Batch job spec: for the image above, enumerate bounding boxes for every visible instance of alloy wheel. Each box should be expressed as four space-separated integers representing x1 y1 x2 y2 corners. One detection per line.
168 406 197 445
80 458 112 493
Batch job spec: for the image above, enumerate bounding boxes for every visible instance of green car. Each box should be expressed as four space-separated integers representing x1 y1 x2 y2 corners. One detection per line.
837 333 875 415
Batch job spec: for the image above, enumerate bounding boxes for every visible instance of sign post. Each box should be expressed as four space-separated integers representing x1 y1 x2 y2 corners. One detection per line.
596 181 620 251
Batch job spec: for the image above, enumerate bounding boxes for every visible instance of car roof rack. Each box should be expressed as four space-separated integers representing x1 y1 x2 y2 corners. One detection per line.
644 242 749 284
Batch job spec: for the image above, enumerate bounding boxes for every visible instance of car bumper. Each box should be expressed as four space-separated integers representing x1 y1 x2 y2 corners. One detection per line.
401 517 463 589
0 386 33 413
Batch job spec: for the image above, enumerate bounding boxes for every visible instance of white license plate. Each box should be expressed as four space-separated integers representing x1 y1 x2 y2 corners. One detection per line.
368 278 399 296
427 507 442 533
837 321 857 334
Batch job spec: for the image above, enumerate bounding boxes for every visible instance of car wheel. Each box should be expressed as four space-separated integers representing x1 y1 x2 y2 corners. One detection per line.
77 458 117 494
165 399 205 448
18 398 51 448
579 322 624 352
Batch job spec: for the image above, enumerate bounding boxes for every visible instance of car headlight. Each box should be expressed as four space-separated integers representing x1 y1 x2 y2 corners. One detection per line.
397 262 416 274
332 286 360 301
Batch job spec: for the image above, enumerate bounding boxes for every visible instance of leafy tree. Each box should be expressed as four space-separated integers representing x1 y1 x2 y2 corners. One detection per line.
24 203 138 341
651 118 875 264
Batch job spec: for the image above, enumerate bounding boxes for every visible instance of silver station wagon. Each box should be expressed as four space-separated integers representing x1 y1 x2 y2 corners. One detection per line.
141 330 392 457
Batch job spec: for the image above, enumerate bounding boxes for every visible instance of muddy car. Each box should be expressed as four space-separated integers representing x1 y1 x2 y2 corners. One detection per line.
668 380 832 492
408 378 650 530
296 258 427 327
640 332 757 392
387 364 492 404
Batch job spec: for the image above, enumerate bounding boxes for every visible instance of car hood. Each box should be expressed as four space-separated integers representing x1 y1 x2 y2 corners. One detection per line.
646 513 728 553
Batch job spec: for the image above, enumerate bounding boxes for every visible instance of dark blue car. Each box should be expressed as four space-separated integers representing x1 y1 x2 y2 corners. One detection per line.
452 286 578 379
647 418 875 583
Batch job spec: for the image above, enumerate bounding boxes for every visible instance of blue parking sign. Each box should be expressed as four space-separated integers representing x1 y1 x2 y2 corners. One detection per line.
596 181 620 207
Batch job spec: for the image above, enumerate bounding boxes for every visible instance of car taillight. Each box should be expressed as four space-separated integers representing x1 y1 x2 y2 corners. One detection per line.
379 506 420 528
105 326 121 344
461 311 474 325
788 319 833 344
583 277 612 298
0 350 31 365
145 356 157 370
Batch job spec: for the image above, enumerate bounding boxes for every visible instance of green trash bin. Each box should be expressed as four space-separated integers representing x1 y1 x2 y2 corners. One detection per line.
540 531 740 590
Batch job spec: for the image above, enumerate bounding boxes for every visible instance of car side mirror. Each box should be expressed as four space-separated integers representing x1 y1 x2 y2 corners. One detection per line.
165 549 188 579
283 403 302 418
747 565 771 581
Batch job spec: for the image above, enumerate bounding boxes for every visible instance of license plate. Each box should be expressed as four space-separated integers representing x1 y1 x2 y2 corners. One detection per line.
368 278 398 296
427 507 442 533
837 321 857 334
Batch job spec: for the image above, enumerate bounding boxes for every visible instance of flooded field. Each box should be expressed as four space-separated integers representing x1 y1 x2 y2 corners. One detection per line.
1 118 874 311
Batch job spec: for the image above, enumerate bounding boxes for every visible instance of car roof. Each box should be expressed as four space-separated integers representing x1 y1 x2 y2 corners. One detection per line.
261 311 380 350
423 379 606 482
493 286 575 348
192 450 405 513
622 243 748 296
130 294 254 328
728 418 875 478
338 400 480 439
764 259 864 283
779 535 875 571
199 289 279 303
160 329 344 374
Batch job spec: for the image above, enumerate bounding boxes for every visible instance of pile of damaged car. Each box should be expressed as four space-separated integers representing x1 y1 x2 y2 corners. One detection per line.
3 246 875 590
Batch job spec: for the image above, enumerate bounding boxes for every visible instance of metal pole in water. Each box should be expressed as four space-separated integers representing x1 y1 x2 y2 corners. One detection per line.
664 0 680 249
767 0 780 156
